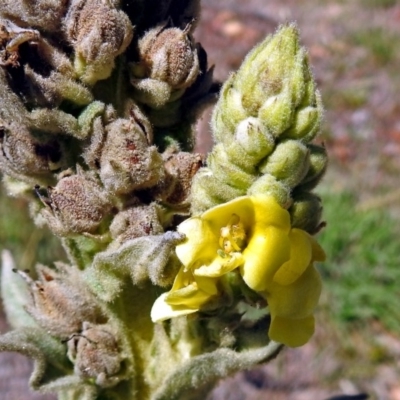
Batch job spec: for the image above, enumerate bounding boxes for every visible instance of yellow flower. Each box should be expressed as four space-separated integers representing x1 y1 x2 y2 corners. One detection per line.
151 195 325 347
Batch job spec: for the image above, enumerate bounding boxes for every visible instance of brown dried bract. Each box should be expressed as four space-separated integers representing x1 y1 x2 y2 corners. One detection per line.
0 19 39 67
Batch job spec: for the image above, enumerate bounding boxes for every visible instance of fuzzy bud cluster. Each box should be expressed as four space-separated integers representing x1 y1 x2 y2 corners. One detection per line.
191 24 328 233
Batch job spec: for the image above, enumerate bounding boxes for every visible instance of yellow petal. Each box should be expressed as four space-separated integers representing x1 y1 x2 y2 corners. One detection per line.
251 196 291 231
273 228 312 285
194 252 244 277
267 265 322 319
166 283 214 308
241 226 291 292
176 217 219 268
269 315 315 347
194 275 220 296
151 293 199 322
202 196 256 230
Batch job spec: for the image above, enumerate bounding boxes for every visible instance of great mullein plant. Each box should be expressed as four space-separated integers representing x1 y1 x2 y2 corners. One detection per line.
0 1 328 399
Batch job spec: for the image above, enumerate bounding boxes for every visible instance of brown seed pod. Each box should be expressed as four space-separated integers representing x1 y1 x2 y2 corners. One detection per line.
67 322 124 388
38 167 112 236
99 117 164 195
64 0 133 84
15 263 106 339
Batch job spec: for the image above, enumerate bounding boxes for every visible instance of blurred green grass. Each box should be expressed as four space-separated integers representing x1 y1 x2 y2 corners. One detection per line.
0 187 65 272
319 190 400 333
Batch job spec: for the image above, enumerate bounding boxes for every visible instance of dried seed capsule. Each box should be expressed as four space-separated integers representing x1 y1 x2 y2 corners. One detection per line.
0 1 69 32
65 0 133 84
0 120 62 182
67 322 123 388
152 151 203 206
99 118 164 195
110 204 164 244
38 168 112 236
130 22 200 108
16 264 105 339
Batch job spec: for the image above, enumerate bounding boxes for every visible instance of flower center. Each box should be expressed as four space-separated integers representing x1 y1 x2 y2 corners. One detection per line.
218 214 247 257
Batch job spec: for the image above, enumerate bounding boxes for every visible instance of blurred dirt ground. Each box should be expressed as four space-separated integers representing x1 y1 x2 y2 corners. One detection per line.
2 0 400 399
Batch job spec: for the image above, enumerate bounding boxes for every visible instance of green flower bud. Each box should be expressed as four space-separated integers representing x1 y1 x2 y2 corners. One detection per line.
78 101 106 138
24 68 93 107
257 86 294 136
258 140 309 188
212 74 248 140
282 93 323 142
234 117 275 162
190 168 245 215
207 144 256 190
29 108 80 138
236 24 302 114
289 191 323 234
298 144 328 191
247 174 291 208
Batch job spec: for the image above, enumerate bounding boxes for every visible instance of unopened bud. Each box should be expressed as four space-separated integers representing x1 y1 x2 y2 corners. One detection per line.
298 144 328 191
289 191 323 234
207 144 255 190
282 94 323 142
247 174 291 208
234 117 275 162
258 140 309 188
190 168 245 215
